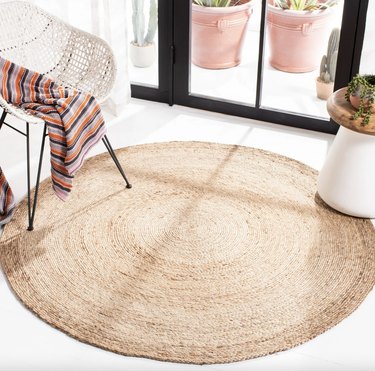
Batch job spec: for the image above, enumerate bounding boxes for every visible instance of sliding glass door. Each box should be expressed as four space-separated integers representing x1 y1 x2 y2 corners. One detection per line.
261 1 344 119
190 0 261 106
359 0 375 74
131 0 370 134
129 0 173 103
127 0 159 88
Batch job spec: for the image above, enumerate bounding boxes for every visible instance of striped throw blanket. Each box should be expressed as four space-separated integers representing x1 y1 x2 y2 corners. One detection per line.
0 56 106 232
0 168 15 234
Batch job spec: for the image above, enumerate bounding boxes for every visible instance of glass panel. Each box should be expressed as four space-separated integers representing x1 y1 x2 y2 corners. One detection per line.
261 0 344 119
127 0 159 87
359 0 375 74
190 0 261 105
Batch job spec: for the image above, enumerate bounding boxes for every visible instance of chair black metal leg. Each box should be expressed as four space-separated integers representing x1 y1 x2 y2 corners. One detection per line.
0 110 7 130
26 122 32 230
26 123 47 231
4 119 130 232
102 135 132 189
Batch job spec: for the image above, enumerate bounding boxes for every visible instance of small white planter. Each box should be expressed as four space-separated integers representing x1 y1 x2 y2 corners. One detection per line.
317 126 375 218
129 42 156 68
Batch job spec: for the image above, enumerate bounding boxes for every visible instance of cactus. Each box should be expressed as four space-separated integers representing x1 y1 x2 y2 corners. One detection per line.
193 0 232 6
273 0 338 11
132 0 157 46
319 28 340 83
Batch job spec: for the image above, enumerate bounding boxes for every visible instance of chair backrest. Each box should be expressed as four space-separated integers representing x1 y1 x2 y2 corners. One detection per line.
0 1 116 101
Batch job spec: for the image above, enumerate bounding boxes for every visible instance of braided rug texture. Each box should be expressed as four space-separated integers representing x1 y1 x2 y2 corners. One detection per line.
1 142 374 364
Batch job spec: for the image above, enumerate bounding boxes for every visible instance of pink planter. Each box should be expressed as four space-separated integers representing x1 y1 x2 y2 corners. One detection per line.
191 1 253 69
316 78 333 100
349 95 375 114
267 4 335 73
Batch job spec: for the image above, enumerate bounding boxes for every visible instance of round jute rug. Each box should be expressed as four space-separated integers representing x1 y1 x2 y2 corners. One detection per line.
1 142 374 364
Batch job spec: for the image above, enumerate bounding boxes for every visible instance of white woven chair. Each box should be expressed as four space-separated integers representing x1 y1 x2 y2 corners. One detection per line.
0 0 131 231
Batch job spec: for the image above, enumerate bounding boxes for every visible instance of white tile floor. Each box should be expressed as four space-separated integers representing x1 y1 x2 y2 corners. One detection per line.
0 99 374 371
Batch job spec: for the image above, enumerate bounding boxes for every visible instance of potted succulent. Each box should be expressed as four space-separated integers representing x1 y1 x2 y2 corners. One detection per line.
191 0 254 69
130 0 157 68
267 0 339 72
345 74 375 126
316 27 340 100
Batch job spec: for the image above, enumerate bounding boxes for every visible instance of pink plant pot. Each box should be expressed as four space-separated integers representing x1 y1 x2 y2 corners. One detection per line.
316 77 333 100
267 3 335 73
191 1 253 69
349 94 375 114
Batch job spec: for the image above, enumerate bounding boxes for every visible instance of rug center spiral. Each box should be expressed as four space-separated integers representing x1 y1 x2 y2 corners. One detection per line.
112 193 252 265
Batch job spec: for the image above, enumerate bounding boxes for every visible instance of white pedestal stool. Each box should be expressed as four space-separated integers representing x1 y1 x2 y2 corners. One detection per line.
318 88 375 218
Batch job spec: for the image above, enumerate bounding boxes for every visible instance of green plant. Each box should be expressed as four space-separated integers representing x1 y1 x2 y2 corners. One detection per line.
132 0 157 46
345 74 375 126
193 0 242 7
319 28 340 83
273 0 339 11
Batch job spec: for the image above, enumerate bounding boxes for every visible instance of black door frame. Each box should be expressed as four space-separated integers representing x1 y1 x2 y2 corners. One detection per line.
131 0 369 135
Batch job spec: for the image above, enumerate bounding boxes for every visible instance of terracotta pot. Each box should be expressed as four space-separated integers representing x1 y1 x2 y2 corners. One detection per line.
316 77 333 100
191 1 253 69
129 42 156 68
266 3 335 73
349 94 375 114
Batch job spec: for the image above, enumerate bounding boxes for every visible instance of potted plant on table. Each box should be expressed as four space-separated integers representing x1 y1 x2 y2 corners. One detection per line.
130 0 157 68
345 74 375 126
267 0 339 73
191 0 254 69
316 27 340 100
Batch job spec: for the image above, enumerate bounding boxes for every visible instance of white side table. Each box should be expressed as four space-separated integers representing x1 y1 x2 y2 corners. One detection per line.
317 88 375 218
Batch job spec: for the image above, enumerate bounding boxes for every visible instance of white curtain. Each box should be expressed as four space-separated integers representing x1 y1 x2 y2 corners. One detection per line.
26 0 131 116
